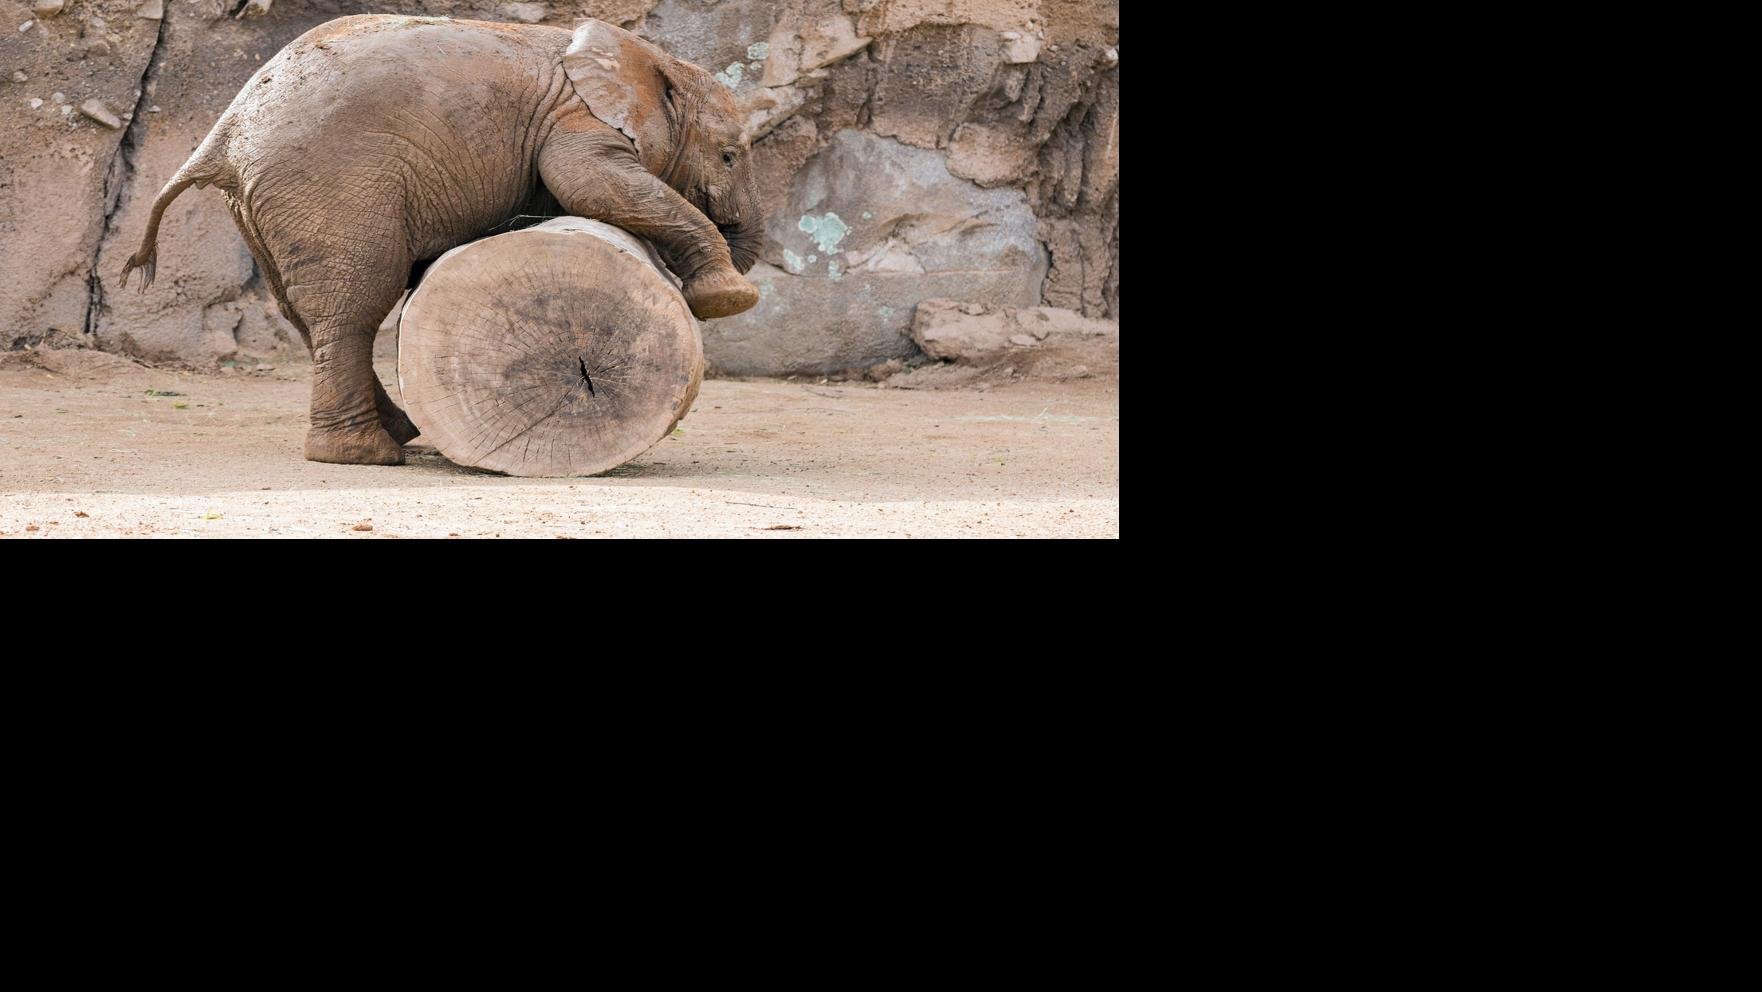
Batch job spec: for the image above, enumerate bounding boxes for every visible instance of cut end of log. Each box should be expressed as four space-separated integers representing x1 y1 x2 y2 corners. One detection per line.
397 218 703 477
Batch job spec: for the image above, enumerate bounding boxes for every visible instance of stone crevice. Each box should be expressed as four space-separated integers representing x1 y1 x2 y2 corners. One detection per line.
86 11 170 347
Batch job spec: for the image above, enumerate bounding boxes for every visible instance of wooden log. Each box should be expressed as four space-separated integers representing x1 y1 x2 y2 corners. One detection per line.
397 218 703 477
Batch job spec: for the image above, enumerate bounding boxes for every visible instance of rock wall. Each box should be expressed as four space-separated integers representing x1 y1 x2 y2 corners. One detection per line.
1 0 1118 374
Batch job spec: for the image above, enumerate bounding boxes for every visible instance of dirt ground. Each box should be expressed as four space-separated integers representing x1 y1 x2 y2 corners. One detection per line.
0 351 1119 538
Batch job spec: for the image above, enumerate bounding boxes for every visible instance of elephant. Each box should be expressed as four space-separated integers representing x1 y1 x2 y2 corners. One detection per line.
120 14 764 466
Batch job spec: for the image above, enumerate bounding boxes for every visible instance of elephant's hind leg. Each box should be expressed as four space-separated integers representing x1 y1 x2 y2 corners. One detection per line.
228 198 312 356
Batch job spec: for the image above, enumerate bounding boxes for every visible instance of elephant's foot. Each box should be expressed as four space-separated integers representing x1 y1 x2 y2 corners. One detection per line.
305 423 405 465
682 265 760 319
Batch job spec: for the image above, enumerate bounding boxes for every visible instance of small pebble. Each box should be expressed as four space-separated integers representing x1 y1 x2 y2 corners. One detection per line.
497 2 547 24
20 21 33 33
78 97 121 128
11 70 27 83
28 97 43 109
147 104 160 112
51 91 65 103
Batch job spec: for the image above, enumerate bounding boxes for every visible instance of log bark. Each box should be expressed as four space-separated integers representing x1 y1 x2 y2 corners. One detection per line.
397 218 703 477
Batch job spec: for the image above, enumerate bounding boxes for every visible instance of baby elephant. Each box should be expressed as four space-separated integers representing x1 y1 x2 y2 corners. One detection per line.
122 14 763 465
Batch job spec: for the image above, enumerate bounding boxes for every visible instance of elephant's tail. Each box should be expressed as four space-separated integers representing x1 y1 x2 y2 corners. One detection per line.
120 172 202 293
123 88 249 290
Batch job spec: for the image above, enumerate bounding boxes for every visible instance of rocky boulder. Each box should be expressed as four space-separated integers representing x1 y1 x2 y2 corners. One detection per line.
886 297 1116 389
703 128 1046 375
911 297 1114 363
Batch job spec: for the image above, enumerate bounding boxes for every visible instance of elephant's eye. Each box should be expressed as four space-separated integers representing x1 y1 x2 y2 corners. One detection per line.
723 151 736 168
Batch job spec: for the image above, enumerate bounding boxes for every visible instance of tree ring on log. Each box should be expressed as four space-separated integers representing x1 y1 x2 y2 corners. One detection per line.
397 218 703 478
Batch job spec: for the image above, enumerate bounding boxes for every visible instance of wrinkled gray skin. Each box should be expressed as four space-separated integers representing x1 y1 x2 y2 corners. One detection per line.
122 15 763 465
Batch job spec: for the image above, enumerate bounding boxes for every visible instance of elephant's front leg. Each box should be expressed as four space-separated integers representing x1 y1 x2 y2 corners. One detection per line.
283 256 412 466
305 330 406 465
540 134 758 318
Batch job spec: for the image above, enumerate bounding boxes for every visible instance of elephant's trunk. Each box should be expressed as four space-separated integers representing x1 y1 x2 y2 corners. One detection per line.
720 220 762 275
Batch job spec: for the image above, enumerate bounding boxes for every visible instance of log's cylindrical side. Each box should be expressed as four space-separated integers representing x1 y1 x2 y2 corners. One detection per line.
397 218 702 478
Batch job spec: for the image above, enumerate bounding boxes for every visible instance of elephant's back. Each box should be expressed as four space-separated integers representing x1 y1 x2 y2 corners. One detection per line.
286 13 571 59
235 15 565 131
224 15 566 252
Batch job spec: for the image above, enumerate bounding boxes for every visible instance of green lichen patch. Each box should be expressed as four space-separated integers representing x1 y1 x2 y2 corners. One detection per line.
796 212 849 255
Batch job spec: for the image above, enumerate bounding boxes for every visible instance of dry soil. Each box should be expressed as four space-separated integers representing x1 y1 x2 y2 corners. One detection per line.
0 352 1119 538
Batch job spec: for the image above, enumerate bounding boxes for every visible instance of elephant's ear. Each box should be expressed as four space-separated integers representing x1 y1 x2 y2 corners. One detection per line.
563 19 675 161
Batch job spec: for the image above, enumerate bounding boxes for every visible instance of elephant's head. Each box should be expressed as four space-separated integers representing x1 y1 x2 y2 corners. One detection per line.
563 21 764 273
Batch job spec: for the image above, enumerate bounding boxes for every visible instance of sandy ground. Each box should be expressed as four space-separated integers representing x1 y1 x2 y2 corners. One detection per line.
0 352 1118 538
